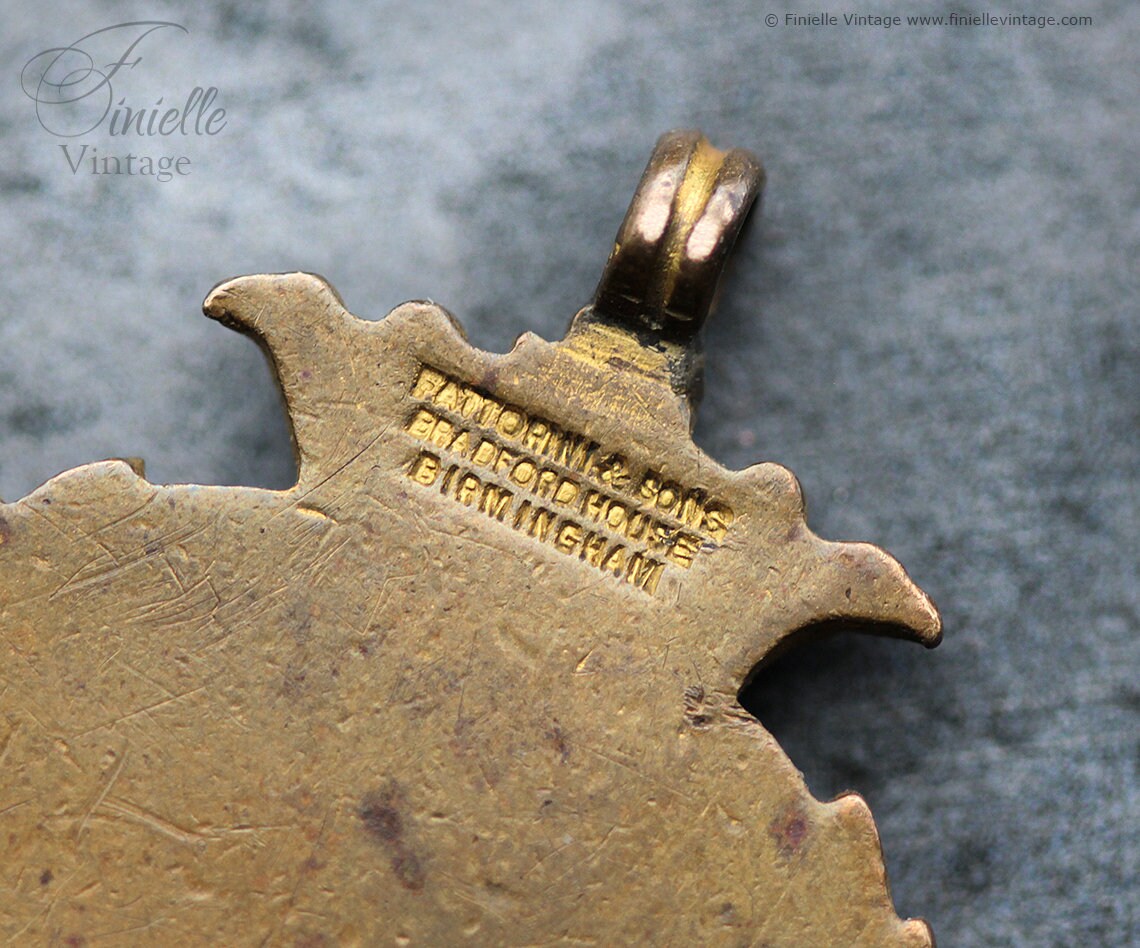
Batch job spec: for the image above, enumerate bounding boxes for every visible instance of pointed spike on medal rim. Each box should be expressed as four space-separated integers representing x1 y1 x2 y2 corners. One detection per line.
709 472 941 692
202 273 473 489
726 460 941 651
202 271 373 484
203 273 469 363
808 538 943 648
202 271 352 337
563 129 764 410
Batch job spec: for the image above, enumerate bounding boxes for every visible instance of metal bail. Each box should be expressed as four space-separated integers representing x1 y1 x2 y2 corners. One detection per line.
591 130 764 344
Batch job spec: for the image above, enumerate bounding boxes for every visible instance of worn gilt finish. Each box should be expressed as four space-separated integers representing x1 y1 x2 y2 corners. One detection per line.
0 132 940 945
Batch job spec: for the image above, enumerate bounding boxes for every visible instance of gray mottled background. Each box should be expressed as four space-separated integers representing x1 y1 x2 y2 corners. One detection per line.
2 1 1137 944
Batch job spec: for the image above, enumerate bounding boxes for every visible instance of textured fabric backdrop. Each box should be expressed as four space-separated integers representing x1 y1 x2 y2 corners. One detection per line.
2 2 1137 944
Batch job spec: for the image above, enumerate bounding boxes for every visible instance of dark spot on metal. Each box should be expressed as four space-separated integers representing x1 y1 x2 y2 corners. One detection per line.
392 851 425 891
0 514 10 546
360 793 403 844
360 783 427 891
39 868 53 886
768 804 809 858
545 723 571 763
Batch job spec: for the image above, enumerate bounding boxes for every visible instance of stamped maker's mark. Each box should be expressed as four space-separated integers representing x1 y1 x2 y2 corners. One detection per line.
402 365 735 595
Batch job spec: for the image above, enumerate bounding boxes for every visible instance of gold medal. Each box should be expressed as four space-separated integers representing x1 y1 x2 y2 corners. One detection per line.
0 131 940 945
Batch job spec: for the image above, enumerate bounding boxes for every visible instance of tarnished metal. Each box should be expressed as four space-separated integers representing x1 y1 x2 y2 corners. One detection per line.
0 131 940 945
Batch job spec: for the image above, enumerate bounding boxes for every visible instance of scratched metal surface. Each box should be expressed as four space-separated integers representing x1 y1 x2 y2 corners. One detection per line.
0 272 944 943
1 2 1137 945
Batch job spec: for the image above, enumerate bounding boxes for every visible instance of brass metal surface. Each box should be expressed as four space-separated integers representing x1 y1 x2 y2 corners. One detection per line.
0 131 940 945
